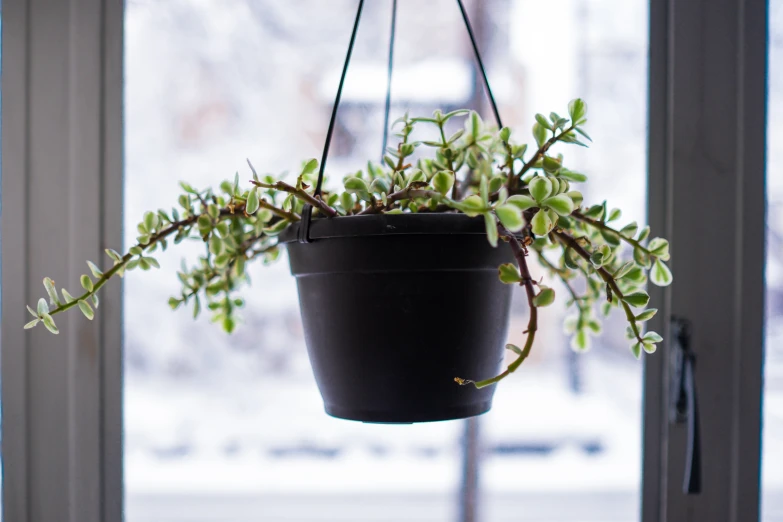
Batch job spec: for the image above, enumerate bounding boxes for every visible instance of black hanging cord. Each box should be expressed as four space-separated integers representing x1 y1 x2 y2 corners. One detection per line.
299 0 365 243
456 0 503 129
380 0 398 162
301 0 503 243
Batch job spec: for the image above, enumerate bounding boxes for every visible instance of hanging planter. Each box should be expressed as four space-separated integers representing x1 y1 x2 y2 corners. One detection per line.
281 213 513 422
25 0 674 424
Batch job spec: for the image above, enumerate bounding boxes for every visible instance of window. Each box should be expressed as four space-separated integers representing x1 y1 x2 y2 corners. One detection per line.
1 0 771 521
124 1 648 521
763 1 783 520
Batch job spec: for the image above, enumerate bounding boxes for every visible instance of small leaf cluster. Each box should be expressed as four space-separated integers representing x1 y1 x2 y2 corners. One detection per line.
25 99 673 387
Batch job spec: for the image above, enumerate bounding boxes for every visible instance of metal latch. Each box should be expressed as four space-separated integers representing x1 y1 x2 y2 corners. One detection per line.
669 316 701 494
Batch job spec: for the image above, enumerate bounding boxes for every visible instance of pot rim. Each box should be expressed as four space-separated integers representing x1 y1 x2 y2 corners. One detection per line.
278 212 488 242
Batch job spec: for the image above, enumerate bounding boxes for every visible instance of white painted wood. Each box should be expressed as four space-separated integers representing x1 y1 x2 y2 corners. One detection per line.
643 0 767 521
1 0 124 521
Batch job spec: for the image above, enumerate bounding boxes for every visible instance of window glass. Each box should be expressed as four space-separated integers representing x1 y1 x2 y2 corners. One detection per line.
763 2 783 520
124 1 647 520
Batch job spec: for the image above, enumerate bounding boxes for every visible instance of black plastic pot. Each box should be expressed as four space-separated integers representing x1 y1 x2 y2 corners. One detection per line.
280 213 514 423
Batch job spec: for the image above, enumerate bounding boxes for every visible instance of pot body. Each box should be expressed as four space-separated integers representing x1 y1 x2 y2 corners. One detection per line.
282 213 513 423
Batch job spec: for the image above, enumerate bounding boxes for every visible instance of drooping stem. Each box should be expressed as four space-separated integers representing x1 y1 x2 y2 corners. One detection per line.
47 212 203 316
552 229 644 343
246 159 338 218
515 125 576 183
571 210 654 256
458 225 538 389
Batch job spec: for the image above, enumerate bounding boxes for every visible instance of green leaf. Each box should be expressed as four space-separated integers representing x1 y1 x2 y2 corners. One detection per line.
584 204 605 219
630 341 642 359
144 257 161 269
643 331 664 343
263 219 290 236
138 258 151 271
179 181 197 194
458 195 486 217
126 259 140 271
488 176 504 194
635 309 658 322
590 251 605 267
222 316 237 334
129 246 143 256
106 249 122 262
624 266 647 284
620 222 639 237
607 208 622 222
623 292 650 308
91 294 99 308
567 190 584 206
143 211 158 232
506 195 537 211
193 296 201 319
587 319 602 334
87 261 104 279
568 98 587 124
535 113 553 130
574 126 592 142
432 170 455 196
498 263 522 284
301 158 318 176
637 226 651 242
483 213 498 247
500 127 511 142
600 228 622 247
407 169 427 186
340 192 354 214
542 155 562 174
558 169 588 183
614 261 636 279
246 187 260 215
43 277 60 306
529 176 552 203
541 194 574 216
531 209 552 236
495 204 524 232
61 289 76 304
479 174 489 204
369 177 391 194
533 287 555 307
469 111 482 138
344 177 369 194
572 329 590 351
564 247 580 269
532 122 548 148
642 342 657 354
648 238 670 260
506 343 523 355
78 300 95 320
24 319 40 329
651 259 673 287
634 247 651 268
37 298 49 316
41 313 59 334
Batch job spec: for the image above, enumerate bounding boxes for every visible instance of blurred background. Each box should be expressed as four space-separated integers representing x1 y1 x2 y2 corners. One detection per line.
118 1 782 521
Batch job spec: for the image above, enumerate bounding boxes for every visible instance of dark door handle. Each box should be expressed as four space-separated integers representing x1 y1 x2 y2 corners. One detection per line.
670 316 701 494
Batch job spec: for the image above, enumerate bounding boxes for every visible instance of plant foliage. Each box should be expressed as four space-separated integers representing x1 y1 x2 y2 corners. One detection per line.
26 100 672 388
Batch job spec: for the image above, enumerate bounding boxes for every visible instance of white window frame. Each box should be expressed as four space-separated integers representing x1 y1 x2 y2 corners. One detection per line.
642 0 767 521
0 0 767 521
1 0 123 521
